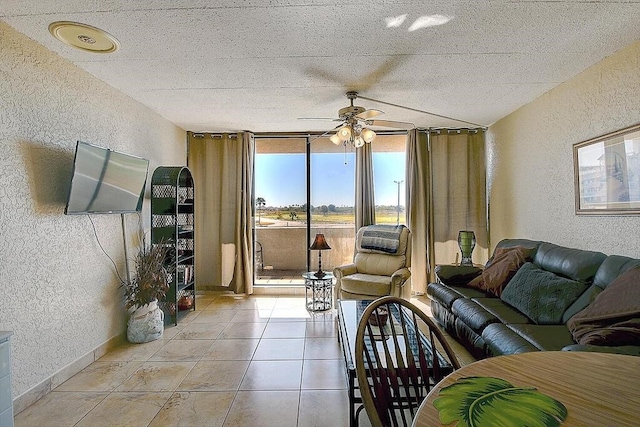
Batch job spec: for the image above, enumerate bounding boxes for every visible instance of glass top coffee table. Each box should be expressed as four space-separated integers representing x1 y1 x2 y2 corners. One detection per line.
337 299 454 427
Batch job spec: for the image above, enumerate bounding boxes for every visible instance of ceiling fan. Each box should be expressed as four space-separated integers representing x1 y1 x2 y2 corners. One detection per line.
300 91 414 148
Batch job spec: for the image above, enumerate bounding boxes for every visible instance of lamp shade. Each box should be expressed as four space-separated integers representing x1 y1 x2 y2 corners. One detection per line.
337 125 352 141
329 134 342 145
353 136 365 148
309 233 331 250
361 127 376 143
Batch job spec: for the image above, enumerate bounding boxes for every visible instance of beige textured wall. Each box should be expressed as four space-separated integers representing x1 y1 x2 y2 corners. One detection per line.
0 22 186 400
488 41 640 258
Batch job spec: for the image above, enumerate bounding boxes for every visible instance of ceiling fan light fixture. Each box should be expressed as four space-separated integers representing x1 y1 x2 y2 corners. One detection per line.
337 125 352 141
354 136 365 148
329 134 342 145
361 128 376 143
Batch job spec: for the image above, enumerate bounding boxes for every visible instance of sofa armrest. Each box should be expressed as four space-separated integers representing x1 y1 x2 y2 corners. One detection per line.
333 264 357 305
390 268 412 299
562 344 640 357
333 264 357 279
434 265 482 286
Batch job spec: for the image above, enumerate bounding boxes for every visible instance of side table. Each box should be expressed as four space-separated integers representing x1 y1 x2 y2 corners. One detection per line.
434 264 483 286
302 272 334 311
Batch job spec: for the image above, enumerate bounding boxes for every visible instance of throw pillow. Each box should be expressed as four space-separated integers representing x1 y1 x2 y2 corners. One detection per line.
486 245 535 268
500 262 589 325
567 266 640 346
467 247 528 297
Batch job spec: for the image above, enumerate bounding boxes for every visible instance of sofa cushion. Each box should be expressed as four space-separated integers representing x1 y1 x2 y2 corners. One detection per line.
593 255 640 289
473 298 531 324
427 283 462 309
533 242 606 282
500 262 589 324
340 273 390 297
468 247 528 297
567 266 640 346
482 323 539 355
562 256 640 322
454 318 488 359
451 299 498 332
507 324 575 351
354 252 406 276
426 283 487 309
430 299 457 333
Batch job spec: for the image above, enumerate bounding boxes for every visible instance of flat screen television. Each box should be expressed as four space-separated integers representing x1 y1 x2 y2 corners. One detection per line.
65 141 149 215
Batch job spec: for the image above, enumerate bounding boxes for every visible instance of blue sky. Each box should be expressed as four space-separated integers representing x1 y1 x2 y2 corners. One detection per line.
255 152 406 207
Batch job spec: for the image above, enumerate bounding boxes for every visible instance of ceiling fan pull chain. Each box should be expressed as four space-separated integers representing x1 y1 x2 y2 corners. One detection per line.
344 142 348 165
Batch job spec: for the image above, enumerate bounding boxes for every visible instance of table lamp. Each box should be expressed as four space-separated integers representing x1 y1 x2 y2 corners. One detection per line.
458 230 476 266
309 233 331 277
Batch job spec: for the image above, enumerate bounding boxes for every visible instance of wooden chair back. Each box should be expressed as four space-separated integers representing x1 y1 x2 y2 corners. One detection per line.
355 296 461 427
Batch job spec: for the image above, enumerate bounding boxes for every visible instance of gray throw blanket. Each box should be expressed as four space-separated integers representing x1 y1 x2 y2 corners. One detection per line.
361 225 405 254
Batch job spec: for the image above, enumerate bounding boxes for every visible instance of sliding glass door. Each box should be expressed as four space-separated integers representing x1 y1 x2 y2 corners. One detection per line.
254 134 406 286
372 136 407 225
254 137 308 285
309 137 356 275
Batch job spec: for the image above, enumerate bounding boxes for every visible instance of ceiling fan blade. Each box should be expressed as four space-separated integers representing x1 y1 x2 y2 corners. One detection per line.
356 109 383 120
298 117 340 121
308 123 343 143
368 119 415 129
305 66 346 85
357 56 407 92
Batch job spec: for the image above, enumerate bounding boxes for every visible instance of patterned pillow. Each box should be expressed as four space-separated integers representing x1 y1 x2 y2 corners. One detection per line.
500 262 589 325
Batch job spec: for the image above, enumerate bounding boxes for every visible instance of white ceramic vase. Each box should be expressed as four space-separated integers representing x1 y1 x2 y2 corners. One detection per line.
127 300 164 343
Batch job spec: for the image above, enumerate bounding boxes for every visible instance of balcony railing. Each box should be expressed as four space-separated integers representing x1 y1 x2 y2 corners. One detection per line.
255 225 355 284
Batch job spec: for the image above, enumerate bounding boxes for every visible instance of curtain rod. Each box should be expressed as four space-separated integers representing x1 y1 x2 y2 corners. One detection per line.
190 128 484 140
253 129 408 139
421 127 484 134
190 132 238 139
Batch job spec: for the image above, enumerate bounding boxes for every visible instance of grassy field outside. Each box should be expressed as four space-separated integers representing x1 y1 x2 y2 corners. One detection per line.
257 209 403 226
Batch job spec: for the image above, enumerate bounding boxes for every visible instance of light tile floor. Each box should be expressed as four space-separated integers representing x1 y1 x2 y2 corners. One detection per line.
14 293 474 427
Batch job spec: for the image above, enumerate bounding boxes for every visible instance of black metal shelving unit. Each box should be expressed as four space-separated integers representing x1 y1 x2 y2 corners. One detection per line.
151 166 195 325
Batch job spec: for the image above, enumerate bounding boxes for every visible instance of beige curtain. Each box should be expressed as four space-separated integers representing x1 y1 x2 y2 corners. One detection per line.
187 132 255 294
430 129 488 269
355 142 376 230
406 129 432 294
406 128 487 294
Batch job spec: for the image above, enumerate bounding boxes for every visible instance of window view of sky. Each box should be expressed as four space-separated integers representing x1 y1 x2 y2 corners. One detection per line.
255 152 406 207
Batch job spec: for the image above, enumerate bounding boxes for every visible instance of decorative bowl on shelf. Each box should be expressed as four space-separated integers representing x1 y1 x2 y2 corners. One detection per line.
178 295 194 311
368 307 389 326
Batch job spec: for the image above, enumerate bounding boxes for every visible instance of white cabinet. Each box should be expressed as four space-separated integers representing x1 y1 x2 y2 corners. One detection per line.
0 332 13 427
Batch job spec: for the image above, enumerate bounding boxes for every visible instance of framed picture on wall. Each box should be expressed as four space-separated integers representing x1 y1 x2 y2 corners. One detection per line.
574 123 640 215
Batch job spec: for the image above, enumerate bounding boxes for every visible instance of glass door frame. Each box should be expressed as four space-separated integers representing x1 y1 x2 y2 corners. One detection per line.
253 131 407 286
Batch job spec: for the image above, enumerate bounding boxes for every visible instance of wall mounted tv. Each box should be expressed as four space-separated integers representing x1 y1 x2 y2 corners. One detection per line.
65 141 149 215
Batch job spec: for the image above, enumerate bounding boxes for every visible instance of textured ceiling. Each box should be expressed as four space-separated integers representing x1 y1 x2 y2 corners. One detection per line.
2 1 640 133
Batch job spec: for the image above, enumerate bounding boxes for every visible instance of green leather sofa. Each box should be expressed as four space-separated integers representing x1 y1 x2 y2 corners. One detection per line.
427 239 640 359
